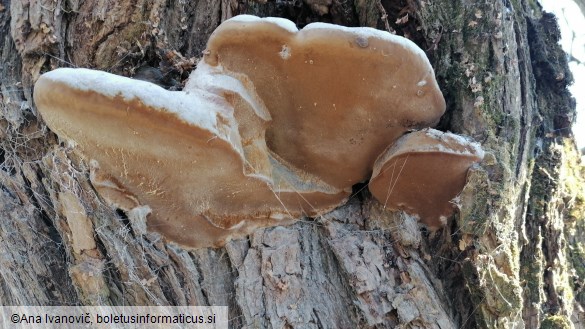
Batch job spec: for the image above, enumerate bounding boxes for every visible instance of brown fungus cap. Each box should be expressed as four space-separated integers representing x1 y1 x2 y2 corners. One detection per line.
33 15 451 248
198 15 446 189
368 128 484 229
34 68 348 248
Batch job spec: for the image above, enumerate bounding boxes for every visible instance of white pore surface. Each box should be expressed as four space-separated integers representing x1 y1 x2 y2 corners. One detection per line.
41 68 219 134
226 15 299 33
186 61 272 121
226 15 432 71
423 129 485 158
302 22 432 66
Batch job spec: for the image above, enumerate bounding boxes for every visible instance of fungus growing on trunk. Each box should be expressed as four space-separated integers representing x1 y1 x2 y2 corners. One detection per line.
34 68 348 248
198 15 446 188
34 15 481 248
368 129 485 229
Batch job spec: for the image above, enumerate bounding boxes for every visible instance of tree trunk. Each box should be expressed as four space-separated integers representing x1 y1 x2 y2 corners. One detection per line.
1 0 583 328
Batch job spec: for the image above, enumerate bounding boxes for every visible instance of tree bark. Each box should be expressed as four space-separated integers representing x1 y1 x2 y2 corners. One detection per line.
1 0 584 328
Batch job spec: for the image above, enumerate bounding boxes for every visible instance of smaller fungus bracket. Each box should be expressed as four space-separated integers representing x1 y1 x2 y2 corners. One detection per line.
368 128 485 229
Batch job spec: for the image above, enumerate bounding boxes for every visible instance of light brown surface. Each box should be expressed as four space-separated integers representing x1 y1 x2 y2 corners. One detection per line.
368 129 484 229
203 18 446 188
33 16 452 248
34 77 348 248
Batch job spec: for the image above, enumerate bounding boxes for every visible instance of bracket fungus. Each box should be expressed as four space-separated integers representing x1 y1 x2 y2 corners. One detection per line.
368 129 484 229
34 15 483 249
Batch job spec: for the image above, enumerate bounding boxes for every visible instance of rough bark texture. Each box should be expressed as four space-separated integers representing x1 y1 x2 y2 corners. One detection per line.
1 0 584 328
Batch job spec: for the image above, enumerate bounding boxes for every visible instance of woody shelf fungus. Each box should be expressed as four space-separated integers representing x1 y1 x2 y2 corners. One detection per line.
34 15 482 248
368 129 484 229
